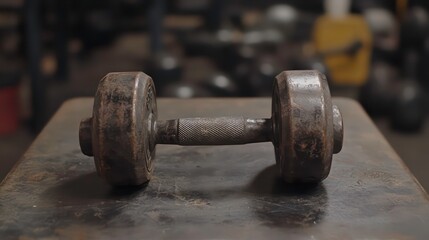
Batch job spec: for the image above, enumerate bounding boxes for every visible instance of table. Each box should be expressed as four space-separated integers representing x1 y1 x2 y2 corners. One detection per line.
1 98 428 239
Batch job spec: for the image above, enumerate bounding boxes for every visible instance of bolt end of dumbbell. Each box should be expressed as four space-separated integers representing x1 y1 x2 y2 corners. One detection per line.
333 105 343 154
79 117 93 156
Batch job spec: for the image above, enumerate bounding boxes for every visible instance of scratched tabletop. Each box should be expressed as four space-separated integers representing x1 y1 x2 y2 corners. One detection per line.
1 98 429 239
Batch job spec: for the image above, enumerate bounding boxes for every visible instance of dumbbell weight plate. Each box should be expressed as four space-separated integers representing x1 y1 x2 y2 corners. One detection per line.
272 71 333 183
92 72 157 186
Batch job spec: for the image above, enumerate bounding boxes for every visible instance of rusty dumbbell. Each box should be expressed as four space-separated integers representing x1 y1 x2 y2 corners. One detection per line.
79 70 343 186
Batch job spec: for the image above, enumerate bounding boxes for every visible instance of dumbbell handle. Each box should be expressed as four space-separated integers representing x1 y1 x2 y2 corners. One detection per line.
155 117 272 145
79 117 272 157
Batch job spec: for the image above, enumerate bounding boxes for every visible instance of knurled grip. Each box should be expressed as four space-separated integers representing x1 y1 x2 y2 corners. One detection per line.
178 117 247 145
155 117 272 145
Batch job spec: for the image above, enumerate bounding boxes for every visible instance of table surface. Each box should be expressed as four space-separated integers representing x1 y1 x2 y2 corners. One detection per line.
1 98 428 239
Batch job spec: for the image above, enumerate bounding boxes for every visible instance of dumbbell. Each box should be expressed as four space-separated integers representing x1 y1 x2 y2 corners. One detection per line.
79 70 343 186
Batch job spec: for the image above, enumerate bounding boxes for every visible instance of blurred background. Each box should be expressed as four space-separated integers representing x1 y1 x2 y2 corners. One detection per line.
0 0 428 190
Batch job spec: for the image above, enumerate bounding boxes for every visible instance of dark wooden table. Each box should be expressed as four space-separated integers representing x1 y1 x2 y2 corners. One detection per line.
1 98 428 239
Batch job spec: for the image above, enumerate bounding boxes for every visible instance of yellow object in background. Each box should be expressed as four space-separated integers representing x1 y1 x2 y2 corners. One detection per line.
313 15 372 86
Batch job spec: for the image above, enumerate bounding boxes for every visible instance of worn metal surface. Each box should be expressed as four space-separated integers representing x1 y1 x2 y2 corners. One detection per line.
91 72 157 186
81 71 343 185
1 98 429 239
272 71 335 183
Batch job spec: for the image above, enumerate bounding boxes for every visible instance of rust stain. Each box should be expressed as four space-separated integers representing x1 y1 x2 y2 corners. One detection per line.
27 172 49 182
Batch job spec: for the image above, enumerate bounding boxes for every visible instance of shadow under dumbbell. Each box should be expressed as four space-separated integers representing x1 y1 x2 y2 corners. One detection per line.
246 165 323 195
247 165 328 227
44 172 146 205
40 172 146 225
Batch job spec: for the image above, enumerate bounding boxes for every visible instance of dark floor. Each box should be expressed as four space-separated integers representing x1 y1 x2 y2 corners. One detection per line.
1 33 428 192
376 118 429 192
